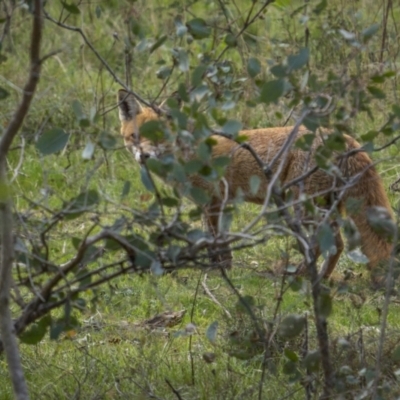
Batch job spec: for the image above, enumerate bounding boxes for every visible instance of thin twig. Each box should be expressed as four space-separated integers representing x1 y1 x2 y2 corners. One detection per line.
165 378 184 400
43 8 164 115
201 274 232 319
216 0 275 62
9 136 25 183
188 272 202 385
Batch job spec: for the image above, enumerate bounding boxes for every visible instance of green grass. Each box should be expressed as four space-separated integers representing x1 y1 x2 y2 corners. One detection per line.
1 0 400 398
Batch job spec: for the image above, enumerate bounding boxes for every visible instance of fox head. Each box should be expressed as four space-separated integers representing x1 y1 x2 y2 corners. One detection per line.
117 89 162 163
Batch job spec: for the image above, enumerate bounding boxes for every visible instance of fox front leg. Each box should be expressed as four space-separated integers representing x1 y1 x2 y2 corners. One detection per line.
204 198 233 270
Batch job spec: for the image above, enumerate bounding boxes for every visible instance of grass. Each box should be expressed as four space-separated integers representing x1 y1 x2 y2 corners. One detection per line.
1 0 400 398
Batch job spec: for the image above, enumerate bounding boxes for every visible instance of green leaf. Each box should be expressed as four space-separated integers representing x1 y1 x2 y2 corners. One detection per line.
170 109 188 129
167 245 181 263
295 133 315 150
250 175 261 195
289 276 303 292
131 18 145 38
259 79 286 104
71 237 81 250
150 35 167 53
343 219 361 250
121 181 131 198
139 120 164 142
166 98 179 110
270 64 288 78
347 249 369 264
247 57 261 78
171 163 187 182
174 16 188 37
370 71 395 83
392 104 400 118
303 114 323 133
0 86 10 100
61 1 80 14
72 100 85 120
162 196 179 207
212 156 231 169
50 316 79 340
191 65 207 87
95 5 101 18
150 260 164 276
178 82 190 102
284 349 299 362
206 321 218 344
197 142 211 162
317 223 335 256
156 66 172 80
339 29 356 41
82 140 95 160
141 168 155 192
219 211 233 232
313 0 327 15
36 128 70 155
278 314 306 339
20 315 51 345
187 18 211 39
146 158 166 177
367 86 386 99
187 229 206 242
184 159 203 174
283 360 298 376
177 49 189 72
236 134 249 143
287 48 309 72
190 187 210 205
273 0 292 9
361 130 378 141
367 207 396 238
66 190 100 218
99 131 117 150
222 120 242 136
224 33 237 47
170 163 187 183
361 24 380 43
303 351 321 372
192 84 210 101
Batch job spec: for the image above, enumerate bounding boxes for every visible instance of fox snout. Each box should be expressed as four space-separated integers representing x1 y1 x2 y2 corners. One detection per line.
139 151 151 163
131 146 151 164
129 145 157 164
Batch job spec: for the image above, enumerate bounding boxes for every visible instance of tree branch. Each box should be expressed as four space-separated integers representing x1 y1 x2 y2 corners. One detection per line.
0 2 44 399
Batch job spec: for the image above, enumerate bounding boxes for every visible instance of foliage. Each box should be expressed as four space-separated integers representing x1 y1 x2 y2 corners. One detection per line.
0 0 400 398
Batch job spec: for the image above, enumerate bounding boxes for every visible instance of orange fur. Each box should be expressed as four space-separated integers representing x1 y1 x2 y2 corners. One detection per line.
117 89 394 277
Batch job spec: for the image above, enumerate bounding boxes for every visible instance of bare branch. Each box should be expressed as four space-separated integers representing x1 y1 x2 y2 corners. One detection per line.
201 274 232 319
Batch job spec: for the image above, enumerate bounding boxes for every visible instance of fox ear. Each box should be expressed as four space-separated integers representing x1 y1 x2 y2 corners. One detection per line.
117 89 142 121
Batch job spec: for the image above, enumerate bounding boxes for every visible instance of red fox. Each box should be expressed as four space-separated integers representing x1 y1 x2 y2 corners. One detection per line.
117 89 394 278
